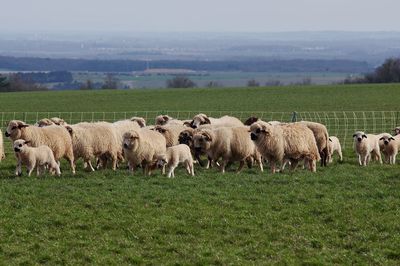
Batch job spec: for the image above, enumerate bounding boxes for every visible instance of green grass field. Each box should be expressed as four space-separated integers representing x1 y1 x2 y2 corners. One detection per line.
1 84 400 264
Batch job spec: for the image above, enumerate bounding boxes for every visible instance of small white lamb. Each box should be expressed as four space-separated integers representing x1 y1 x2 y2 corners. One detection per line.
13 139 61 177
156 144 194 178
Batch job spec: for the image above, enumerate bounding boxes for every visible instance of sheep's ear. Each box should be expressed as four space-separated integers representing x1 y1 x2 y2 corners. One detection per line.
136 119 145 128
131 132 139 139
65 126 73 135
329 138 332 142
352 134 357 138
183 121 191 127
244 116 258 126
379 137 384 141
390 137 395 141
162 115 170 122
18 122 29 128
24 140 31 145
202 132 212 141
203 116 211 124
362 134 367 138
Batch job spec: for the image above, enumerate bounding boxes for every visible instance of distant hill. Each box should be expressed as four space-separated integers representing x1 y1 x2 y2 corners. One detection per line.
0 56 371 73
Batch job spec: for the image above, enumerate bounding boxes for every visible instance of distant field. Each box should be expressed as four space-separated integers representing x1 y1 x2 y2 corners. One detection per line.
1 84 400 264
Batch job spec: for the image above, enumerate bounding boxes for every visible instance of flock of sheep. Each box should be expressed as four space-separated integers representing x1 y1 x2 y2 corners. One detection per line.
0 113 399 177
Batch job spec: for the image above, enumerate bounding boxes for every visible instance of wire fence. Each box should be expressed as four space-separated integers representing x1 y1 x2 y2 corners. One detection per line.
1 111 400 149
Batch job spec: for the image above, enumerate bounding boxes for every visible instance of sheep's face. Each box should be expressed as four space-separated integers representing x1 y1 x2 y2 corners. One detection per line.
249 123 270 142
13 139 30 153
191 114 211 129
393 127 400 136
156 154 168 168
353 132 367 143
37 118 54 127
178 131 193 146
155 115 170 126
5 120 28 139
193 132 212 154
244 116 259 126
123 131 140 150
379 135 395 146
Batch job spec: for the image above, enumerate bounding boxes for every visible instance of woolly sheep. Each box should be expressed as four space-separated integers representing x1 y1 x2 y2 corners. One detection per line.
353 131 382 166
0 129 5 161
154 124 188 147
189 113 243 129
250 121 320 173
155 115 191 126
193 127 263 173
327 136 343 163
5 120 75 175
156 144 194 178
298 121 329 167
378 133 399 164
123 129 166 176
65 122 121 171
13 139 61 176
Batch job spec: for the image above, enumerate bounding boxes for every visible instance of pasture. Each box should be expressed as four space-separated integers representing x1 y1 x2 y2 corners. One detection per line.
1 84 400 264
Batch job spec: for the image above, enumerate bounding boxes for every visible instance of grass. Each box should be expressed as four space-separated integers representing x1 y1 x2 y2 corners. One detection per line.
1 84 400 264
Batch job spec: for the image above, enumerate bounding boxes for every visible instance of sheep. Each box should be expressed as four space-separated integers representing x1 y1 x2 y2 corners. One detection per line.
123 129 166 176
0 129 5 162
193 127 263 173
156 144 195 178
297 121 329 167
154 124 188 147
155 115 191 126
378 133 399 164
65 122 121 171
5 120 75 175
250 121 320 173
393 127 400 136
327 136 343 163
189 113 243 129
36 117 67 127
353 131 382 166
13 139 61 177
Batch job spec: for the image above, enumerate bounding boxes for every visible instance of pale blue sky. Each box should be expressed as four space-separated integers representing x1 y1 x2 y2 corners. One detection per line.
1 0 399 32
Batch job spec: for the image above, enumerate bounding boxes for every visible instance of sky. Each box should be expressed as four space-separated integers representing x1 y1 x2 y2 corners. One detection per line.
1 0 399 32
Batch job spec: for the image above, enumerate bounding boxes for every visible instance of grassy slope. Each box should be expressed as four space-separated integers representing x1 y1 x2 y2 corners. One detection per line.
1 84 400 264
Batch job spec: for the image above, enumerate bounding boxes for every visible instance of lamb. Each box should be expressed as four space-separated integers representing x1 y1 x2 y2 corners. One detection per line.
13 139 61 176
297 121 329 167
0 129 5 161
155 115 191 126
156 144 195 178
189 113 243 129
193 127 263 173
250 121 320 173
353 131 382 166
327 136 343 163
65 122 121 171
36 117 67 127
154 124 188 147
123 129 166 176
5 120 75 175
378 133 399 164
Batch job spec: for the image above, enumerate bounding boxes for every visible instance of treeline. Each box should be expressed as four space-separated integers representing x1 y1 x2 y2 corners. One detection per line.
0 56 371 73
344 58 400 84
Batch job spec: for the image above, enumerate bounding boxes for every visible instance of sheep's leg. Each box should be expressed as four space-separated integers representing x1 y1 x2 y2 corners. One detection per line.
161 164 166 175
393 154 397 164
27 163 35 177
270 161 276 174
236 161 245 174
257 159 263 173
15 159 22 176
53 163 61 176
128 162 135 175
219 160 227 174
358 154 362 166
309 159 317 172
377 152 383 164
290 159 299 171
66 157 75 174
185 162 191 175
190 163 195 176
86 160 95 172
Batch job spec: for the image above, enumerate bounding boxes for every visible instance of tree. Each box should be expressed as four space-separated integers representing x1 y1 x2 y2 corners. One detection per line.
205 81 223 88
247 79 260 87
0 74 47 92
102 73 120 90
166 76 196 88
80 79 94 90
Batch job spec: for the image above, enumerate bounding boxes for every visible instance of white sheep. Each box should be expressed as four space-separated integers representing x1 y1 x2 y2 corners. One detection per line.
327 136 343 163
190 113 244 129
0 129 5 162
250 121 320 173
298 121 329 167
13 139 61 176
123 129 166 176
156 144 195 178
353 131 382 166
65 122 121 171
378 134 399 164
6 120 75 175
193 127 263 173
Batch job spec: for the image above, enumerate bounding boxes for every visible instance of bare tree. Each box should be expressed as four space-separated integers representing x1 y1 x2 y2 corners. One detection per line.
102 73 120 90
80 79 94 90
205 81 223 88
166 76 196 88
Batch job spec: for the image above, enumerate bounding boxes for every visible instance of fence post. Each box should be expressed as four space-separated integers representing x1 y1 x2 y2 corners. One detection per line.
291 111 297 122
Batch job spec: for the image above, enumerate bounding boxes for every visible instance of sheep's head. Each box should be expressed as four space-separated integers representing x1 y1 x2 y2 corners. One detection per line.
393 127 400 136
123 130 140 150
155 115 171 126
37 118 55 127
193 131 212 154
131 117 146 127
244 116 259 126
6 120 28 139
156 154 168 168
249 122 271 142
353 131 367 143
379 134 395 146
13 139 31 153
178 129 194 146
191 114 211 128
